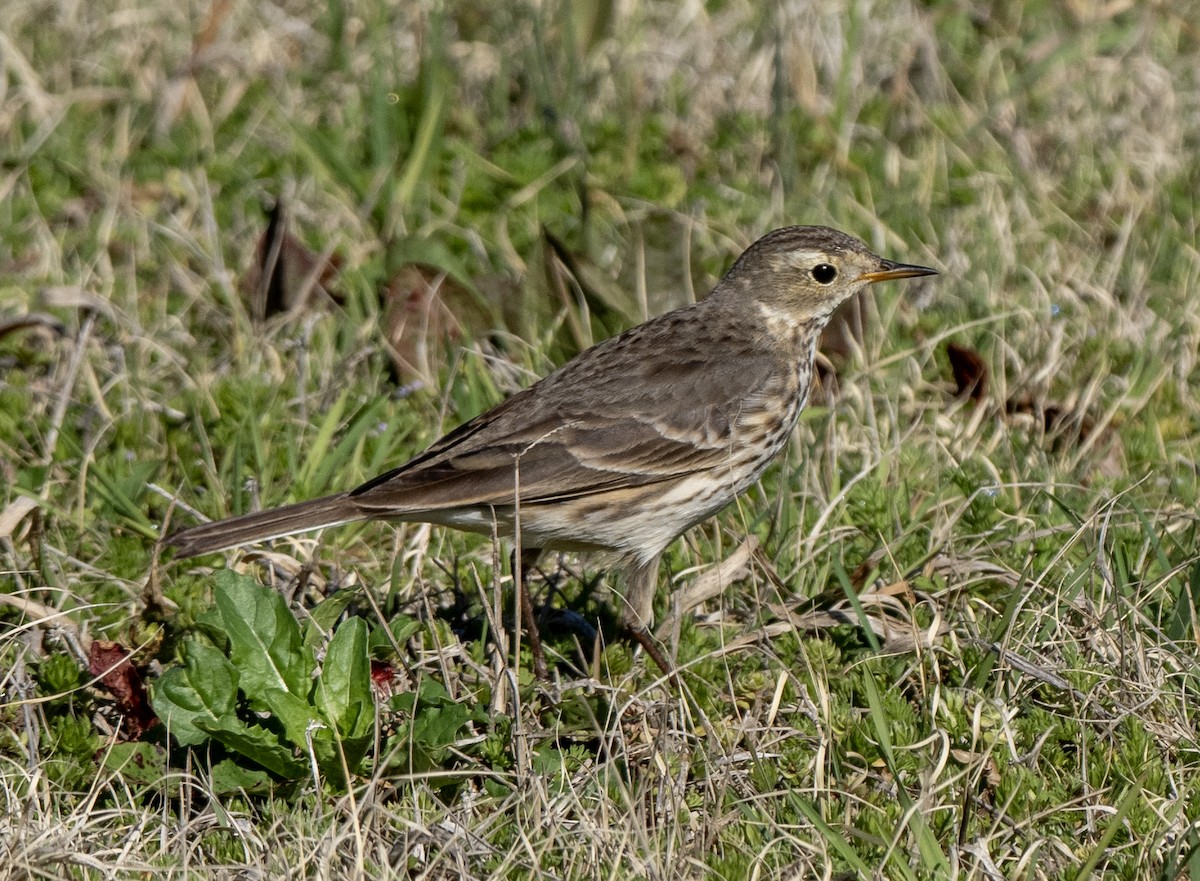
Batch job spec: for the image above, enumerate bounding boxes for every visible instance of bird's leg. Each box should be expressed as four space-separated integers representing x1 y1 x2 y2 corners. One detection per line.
620 559 677 683
512 546 548 680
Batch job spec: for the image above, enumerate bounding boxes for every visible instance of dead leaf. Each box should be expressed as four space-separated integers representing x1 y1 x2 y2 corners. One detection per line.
382 264 471 387
810 353 839 405
776 578 938 652
820 290 870 363
0 496 40 540
942 342 1111 458
242 199 343 321
1005 397 1097 444
717 578 948 658
950 748 1002 789
812 289 876 404
156 0 236 132
0 593 90 660
88 641 157 739
946 341 988 401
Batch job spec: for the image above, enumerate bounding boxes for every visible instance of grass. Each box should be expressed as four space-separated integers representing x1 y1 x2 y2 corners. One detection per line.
3 0 1200 878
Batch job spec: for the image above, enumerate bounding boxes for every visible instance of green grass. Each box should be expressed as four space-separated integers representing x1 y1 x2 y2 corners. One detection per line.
3 0 1200 878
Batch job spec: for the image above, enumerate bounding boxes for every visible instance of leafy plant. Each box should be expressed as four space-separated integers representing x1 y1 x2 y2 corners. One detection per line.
149 571 483 792
385 676 476 776
152 571 374 786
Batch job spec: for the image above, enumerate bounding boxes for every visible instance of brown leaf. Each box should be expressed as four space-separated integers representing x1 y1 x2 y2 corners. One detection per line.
951 749 1002 791
1005 397 1097 445
193 0 235 58
946 341 988 401
820 290 870 363
382 264 470 387
813 292 873 404
87 641 156 740
242 200 343 321
941 342 1106 454
810 354 839 405
155 0 236 131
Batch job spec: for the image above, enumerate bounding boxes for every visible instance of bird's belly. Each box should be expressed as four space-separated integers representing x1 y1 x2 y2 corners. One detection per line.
397 506 614 553
519 445 790 563
400 474 754 562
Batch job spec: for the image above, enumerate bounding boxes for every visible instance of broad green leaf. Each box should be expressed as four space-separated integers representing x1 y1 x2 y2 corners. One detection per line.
151 640 239 747
214 571 313 706
412 702 471 753
209 758 275 795
311 724 373 782
368 614 423 653
303 588 361 650
102 742 172 790
257 687 323 748
384 675 473 773
196 716 306 779
387 701 471 774
315 616 372 738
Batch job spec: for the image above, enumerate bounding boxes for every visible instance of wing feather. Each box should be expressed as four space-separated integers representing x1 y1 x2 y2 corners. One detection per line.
349 310 786 516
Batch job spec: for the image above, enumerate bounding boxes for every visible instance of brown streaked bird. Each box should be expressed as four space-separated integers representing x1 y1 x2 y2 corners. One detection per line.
166 226 937 679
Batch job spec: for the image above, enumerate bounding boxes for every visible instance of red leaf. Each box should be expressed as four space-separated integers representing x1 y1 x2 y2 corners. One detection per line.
88 641 157 740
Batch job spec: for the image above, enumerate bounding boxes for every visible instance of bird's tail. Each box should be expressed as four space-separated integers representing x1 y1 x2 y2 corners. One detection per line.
165 492 363 558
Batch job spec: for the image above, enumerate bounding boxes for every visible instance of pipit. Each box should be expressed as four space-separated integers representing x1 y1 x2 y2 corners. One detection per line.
166 226 937 679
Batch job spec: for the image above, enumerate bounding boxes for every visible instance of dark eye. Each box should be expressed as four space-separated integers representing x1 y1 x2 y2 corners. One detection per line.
811 263 837 284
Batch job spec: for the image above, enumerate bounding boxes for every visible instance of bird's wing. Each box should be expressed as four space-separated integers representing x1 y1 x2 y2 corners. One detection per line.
348 321 787 515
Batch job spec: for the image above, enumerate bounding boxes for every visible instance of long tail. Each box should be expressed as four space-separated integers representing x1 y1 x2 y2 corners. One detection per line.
165 492 364 558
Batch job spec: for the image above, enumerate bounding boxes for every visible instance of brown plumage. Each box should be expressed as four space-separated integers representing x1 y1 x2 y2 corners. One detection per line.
166 226 937 678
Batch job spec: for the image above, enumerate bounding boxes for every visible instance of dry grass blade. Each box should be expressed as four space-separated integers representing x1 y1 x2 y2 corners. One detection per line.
719 580 947 656
0 313 67 342
660 536 759 633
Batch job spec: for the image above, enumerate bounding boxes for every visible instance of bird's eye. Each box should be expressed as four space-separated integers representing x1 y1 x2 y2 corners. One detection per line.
811 263 838 284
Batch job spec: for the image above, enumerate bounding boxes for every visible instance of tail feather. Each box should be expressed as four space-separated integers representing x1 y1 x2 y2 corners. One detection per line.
166 492 363 558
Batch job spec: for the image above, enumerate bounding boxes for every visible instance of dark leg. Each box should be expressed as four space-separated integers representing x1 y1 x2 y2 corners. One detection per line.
513 546 548 680
626 627 676 683
620 559 678 684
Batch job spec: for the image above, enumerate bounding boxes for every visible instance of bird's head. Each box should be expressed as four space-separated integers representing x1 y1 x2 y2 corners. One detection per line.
717 225 937 326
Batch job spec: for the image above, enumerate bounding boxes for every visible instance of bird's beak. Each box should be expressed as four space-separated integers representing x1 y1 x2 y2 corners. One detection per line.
860 259 939 283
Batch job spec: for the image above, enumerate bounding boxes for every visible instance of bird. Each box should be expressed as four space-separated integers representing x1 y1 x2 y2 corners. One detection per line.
166 225 937 679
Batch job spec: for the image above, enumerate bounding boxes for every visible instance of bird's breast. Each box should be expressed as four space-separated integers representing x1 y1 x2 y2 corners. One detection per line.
726 365 810 490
